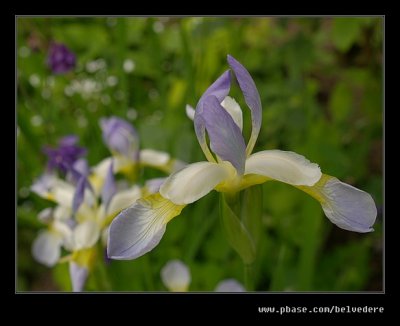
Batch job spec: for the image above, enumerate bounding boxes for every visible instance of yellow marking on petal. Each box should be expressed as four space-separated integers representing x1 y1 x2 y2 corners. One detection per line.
215 168 269 194
45 193 56 202
170 285 189 292
88 173 103 195
238 174 270 192
101 210 120 229
139 193 186 224
119 162 137 177
58 254 73 264
112 154 138 180
295 174 331 204
71 247 97 269
212 161 240 193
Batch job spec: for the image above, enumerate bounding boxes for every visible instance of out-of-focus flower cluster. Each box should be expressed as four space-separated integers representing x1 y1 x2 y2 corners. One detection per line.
47 42 76 74
30 116 184 291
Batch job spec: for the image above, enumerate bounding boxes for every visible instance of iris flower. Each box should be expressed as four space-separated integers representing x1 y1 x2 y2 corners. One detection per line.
31 118 184 291
107 55 376 261
31 159 142 291
100 116 185 175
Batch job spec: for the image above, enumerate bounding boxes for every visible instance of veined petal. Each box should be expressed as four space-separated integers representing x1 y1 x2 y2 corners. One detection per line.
32 230 63 267
160 161 233 205
194 70 231 163
215 279 245 292
221 96 243 131
245 150 321 186
69 262 88 292
107 194 185 260
202 96 246 174
161 260 191 292
72 220 100 250
227 55 262 156
139 149 170 167
106 185 142 217
297 175 377 232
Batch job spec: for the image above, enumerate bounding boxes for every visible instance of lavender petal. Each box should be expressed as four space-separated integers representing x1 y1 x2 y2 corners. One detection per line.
227 55 262 155
69 262 88 292
72 175 86 213
194 70 231 162
202 95 246 175
101 160 117 208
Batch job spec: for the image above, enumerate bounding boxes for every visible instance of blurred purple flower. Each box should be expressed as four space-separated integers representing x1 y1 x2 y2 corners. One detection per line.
100 116 139 161
47 42 76 74
43 135 87 174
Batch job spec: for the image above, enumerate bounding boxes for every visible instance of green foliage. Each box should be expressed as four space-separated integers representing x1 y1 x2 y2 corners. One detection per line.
17 17 382 291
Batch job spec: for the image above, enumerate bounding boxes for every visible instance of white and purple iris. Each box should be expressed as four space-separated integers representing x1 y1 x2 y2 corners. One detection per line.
31 116 186 291
31 158 142 292
108 55 377 261
100 116 185 175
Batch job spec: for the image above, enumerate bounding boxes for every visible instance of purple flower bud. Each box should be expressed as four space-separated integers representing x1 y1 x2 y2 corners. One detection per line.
47 42 76 74
43 135 87 174
100 116 139 161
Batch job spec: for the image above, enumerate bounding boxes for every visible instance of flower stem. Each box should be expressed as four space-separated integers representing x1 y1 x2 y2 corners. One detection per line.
244 263 254 291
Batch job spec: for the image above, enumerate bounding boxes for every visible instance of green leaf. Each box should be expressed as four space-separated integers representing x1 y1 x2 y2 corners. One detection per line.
241 185 263 248
219 193 256 265
332 18 363 52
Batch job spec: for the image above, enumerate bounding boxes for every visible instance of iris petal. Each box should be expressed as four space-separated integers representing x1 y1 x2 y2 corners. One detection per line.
107 194 185 260
227 55 262 156
160 161 234 205
245 150 321 186
202 96 246 174
215 279 245 292
161 260 191 292
69 262 88 292
32 230 62 267
101 160 116 209
194 70 231 163
298 175 377 232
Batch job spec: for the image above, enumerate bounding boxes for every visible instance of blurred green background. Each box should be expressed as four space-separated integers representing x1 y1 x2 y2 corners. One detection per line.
17 17 383 291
